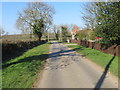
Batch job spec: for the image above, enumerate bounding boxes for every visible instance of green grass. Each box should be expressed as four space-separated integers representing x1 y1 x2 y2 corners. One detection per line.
2 43 50 88
64 42 77 44
66 44 119 77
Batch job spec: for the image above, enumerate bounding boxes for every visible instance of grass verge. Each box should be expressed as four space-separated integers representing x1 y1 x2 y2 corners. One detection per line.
66 44 119 77
63 42 77 44
2 43 50 88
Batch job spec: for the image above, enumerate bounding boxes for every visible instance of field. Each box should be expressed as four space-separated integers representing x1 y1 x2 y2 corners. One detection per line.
1 33 55 42
2 34 37 41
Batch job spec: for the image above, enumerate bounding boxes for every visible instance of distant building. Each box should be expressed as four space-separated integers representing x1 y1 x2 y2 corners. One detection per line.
71 26 79 40
71 26 94 40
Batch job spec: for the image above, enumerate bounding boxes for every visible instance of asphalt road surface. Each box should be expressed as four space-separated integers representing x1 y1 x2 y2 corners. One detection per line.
34 41 118 88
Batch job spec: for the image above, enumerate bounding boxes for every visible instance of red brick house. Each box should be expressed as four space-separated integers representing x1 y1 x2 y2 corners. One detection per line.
71 26 79 40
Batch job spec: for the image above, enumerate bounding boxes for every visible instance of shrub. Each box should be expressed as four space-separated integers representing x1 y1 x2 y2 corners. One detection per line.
2 40 46 62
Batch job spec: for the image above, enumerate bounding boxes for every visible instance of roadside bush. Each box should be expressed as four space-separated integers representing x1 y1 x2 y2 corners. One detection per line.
2 40 47 62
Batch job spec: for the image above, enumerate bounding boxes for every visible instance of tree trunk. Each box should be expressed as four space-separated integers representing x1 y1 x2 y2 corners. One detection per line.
30 31 32 39
38 36 41 41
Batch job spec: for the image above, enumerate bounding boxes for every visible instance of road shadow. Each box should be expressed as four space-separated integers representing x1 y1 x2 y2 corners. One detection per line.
2 54 48 69
2 45 80 69
94 52 116 89
2 42 86 70
49 47 85 58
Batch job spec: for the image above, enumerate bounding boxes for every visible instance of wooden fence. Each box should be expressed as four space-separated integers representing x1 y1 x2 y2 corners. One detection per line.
70 39 120 57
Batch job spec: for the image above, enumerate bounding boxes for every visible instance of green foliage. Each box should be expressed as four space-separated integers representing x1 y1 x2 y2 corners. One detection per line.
2 43 50 88
89 31 95 40
95 2 120 44
33 19 44 41
77 30 93 40
77 30 88 40
61 26 68 42
82 2 120 45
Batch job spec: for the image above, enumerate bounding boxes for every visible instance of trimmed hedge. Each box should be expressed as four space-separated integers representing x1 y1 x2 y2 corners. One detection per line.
2 40 47 62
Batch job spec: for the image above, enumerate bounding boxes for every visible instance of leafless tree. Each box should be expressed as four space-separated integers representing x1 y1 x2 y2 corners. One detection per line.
16 2 55 41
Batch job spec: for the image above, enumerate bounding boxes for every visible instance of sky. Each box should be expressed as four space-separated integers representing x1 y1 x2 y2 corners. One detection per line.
1 2 86 35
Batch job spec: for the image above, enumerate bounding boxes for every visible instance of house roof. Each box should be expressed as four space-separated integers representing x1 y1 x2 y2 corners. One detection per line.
71 26 79 33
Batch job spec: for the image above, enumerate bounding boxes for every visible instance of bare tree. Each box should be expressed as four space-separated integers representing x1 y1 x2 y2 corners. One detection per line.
66 24 76 31
0 26 8 36
81 2 97 30
53 25 60 40
16 2 55 41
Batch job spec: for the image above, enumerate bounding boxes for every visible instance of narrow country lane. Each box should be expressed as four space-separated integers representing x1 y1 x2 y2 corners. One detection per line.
34 41 118 88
